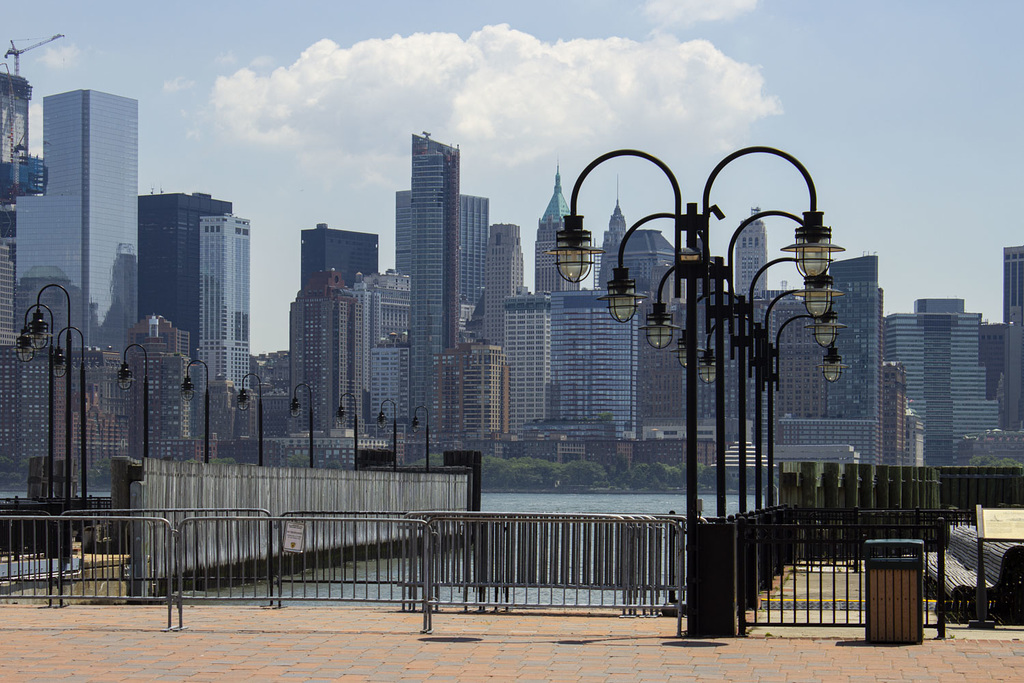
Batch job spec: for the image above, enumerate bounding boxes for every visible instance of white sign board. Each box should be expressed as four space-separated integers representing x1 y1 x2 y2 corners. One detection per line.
283 521 305 553
977 505 1024 541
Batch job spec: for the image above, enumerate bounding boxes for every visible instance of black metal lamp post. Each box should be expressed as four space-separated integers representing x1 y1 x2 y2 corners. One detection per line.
53 326 86 506
118 343 150 460
337 392 359 470
290 382 314 468
412 405 431 472
760 313 848 505
378 399 398 471
181 359 210 464
556 146 831 636
237 372 264 466
20 284 73 499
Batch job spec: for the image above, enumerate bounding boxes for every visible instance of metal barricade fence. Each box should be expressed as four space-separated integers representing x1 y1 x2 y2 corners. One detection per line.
174 516 433 632
64 508 271 587
3 510 685 635
420 512 684 634
0 514 175 629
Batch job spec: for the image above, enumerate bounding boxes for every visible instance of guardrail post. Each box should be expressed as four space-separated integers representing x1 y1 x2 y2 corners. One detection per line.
737 517 748 636
422 522 433 633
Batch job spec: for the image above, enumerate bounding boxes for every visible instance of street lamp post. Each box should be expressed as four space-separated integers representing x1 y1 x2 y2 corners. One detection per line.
181 359 210 464
337 392 359 470
20 284 73 500
757 307 848 506
118 343 150 460
378 399 398 471
412 405 431 472
237 373 264 466
556 146 833 636
53 326 86 507
290 383 314 468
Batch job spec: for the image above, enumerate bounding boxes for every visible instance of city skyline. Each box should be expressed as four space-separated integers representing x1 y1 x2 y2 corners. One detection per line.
7 2 1023 353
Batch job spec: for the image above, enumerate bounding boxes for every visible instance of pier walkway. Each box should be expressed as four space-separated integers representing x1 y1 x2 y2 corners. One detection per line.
1 605 1022 681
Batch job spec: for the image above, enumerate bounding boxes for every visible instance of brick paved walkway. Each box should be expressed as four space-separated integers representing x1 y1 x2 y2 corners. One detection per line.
1 604 1023 681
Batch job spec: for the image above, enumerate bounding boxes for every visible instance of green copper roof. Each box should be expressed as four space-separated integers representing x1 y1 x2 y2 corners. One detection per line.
542 167 570 220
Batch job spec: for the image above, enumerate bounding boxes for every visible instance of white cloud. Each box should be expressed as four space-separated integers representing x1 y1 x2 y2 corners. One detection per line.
38 43 81 69
208 24 779 173
163 76 196 93
644 0 758 27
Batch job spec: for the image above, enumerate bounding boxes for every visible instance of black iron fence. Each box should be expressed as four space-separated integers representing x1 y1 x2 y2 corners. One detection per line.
727 507 964 636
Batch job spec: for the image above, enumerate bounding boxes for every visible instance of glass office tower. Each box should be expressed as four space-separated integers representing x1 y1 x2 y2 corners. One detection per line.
402 134 460 414
17 90 138 348
138 192 233 360
550 289 638 438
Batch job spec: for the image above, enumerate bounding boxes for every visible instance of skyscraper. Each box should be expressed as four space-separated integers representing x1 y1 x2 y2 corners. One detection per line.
437 342 509 442
349 270 411 420
289 271 364 435
401 134 461 414
735 208 768 301
299 223 378 289
597 200 627 289
138 192 233 359
0 240 13 345
1004 246 1024 325
1000 246 1024 430
199 214 250 386
461 195 489 306
371 334 410 436
482 223 523 347
621 229 675 297
535 168 578 294
550 289 638 437
777 256 884 463
884 298 999 465
504 290 550 434
881 362 908 465
18 90 138 349
0 73 45 201
826 255 883 458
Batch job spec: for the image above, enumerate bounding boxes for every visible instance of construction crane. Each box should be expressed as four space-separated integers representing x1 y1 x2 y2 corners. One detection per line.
5 34 64 76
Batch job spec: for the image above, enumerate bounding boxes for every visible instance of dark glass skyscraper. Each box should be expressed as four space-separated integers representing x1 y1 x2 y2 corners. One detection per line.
300 223 378 289
400 134 460 413
460 195 489 305
138 192 232 359
550 289 638 438
885 299 998 465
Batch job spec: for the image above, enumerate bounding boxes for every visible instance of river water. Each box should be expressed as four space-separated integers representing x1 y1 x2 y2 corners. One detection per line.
2 488 757 516
482 491 756 516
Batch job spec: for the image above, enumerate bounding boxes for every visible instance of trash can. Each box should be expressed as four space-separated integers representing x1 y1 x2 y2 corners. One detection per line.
864 539 924 644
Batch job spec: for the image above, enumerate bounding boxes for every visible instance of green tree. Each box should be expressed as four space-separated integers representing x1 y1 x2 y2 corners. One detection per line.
562 460 609 488
287 453 309 468
969 456 1024 470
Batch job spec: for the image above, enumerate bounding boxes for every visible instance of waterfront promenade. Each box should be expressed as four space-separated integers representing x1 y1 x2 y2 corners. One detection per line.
1 605 1022 681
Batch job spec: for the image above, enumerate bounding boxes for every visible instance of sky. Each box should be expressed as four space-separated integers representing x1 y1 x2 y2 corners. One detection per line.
8 1 1024 353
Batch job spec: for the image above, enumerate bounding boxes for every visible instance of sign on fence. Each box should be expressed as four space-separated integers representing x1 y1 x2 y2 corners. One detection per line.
283 521 305 553
977 505 1024 541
